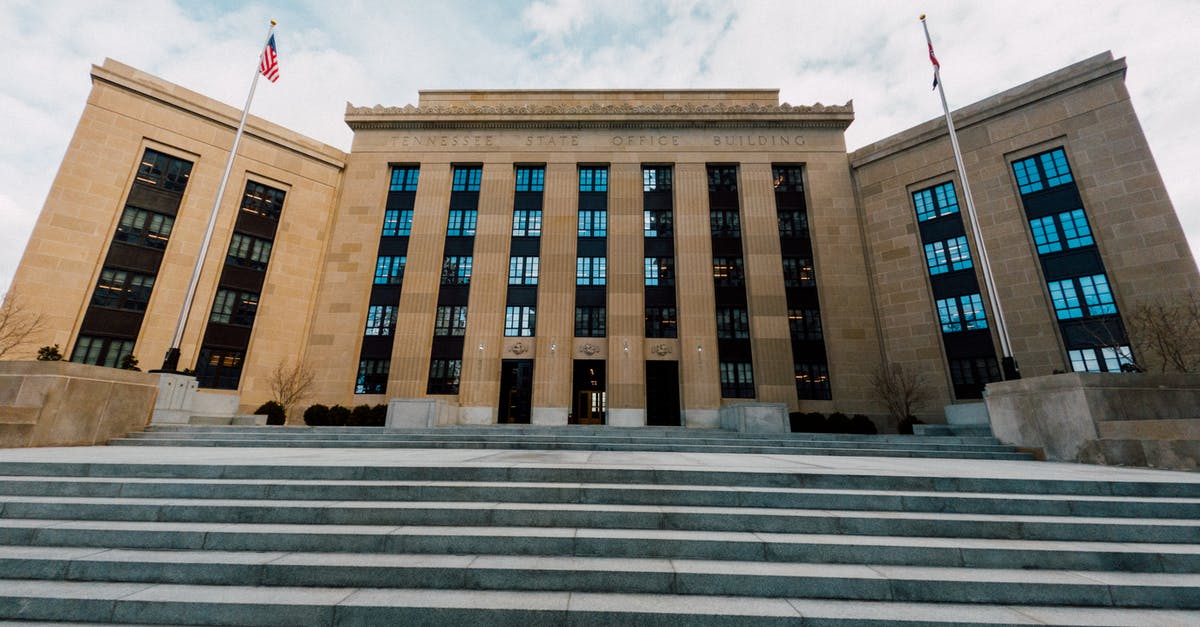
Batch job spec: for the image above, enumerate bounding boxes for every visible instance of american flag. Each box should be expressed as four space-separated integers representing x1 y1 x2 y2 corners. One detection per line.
260 34 279 83
928 42 940 90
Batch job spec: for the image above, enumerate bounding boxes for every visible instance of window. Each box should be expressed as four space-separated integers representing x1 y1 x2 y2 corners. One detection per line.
716 307 750 339
782 257 815 287
644 209 673 237
114 206 174 250
1012 147 1073 195
795 363 831 400
708 166 738 192
712 257 744 287
71 336 134 368
364 305 397 336
579 167 608 192
91 268 155 312
452 166 482 192
355 359 389 394
710 210 741 237
575 306 606 337
936 293 988 333
226 233 273 271
772 166 804 193
576 257 607 286
1069 346 1134 373
513 209 543 237
427 359 462 394
720 362 754 398
644 257 674 287
509 256 539 285
505 306 536 337
441 256 473 285
516 167 545 192
1029 209 1093 255
434 306 468 336
390 167 420 192
374 256 406 285
135 149 192 192
645 306 678 338
240 181 286 221
788 308 823 341
643 166 672 192
1048 274 1116 320
777 210 808 238
382 209 413 237
924 236 972 275
447 209 478 236
578 210 607 237
950 358 1001 387
209 289 259 327
913 181 959 222
194 348 244 390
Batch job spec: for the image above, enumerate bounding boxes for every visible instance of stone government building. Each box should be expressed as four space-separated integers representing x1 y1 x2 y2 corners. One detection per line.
8 51 1198 427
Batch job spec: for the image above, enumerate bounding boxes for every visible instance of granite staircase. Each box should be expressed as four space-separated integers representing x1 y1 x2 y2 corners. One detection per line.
0 430 1197 624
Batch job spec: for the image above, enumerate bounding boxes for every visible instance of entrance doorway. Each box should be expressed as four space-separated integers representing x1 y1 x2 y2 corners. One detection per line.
570 359 606 425
645 361 681 426
498 359 533 424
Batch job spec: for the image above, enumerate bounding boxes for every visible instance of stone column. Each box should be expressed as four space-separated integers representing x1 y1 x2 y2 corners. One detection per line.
606 161 646 426
530 162 578 424
674 162 721 427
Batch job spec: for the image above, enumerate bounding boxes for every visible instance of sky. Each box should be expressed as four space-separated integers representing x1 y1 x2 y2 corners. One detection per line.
2 0 1198 294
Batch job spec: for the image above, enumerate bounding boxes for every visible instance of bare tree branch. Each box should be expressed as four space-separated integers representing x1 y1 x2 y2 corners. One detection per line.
268 359 316 420
1125 293 1200 373
0 292 45 360
871 362 931 423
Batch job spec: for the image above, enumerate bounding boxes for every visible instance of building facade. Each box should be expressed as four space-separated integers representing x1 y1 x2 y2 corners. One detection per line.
7 52 1198 426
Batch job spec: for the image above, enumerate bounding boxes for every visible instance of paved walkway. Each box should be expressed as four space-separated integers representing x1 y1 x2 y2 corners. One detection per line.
2 445 1197 484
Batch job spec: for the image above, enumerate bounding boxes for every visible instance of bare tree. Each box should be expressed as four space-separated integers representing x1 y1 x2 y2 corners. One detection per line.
268 359 316 420
0 292 45 360
871 362 932 424
1125 293 1200 373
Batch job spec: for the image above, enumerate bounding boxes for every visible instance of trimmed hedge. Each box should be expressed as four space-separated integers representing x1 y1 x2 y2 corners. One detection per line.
789 411 878 435
303 403 387 427
254 401 286 426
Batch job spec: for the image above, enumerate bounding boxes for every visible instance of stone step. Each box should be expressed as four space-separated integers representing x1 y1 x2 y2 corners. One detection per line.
3 546 1200 608
2 519 1198 573
913 424 994 438
1 476 1197 519
3 496 1197 543
4 579 1199 626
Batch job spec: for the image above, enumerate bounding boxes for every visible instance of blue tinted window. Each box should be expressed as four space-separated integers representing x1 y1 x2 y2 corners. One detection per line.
578 210 607 237
1059 209 1093 249
382 209 413 237
374 256 405 285
1041 149 1073 187
516 167 545 192
452 167 482 191
1079 274 1116 316
1048 279 1083 319
1029 216 1062 254
580 167 608 192
924 241 949 275
913 182 959 222
1012 148 1073 195
390 167 419 192
960 293 987 330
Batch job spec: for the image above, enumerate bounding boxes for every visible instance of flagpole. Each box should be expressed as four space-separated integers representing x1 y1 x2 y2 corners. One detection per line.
159 20 277 372
920 15 1019 380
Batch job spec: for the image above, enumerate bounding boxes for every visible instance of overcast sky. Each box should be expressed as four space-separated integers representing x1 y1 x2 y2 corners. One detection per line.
2 0 1198 294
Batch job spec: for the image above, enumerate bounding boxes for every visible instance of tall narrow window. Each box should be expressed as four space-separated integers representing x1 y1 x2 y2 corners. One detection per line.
114 206 174 249
504 306 537 337
710 210 741 237
781 258 815 287
513 209 543 237
355 360 389 394
136 149 192 192
719 362 754 398
441 256 473 285
644 257 675 287
91 268 155 312
382 209 413 237
644 209 673 237
712 257 745 287
912 181 959 222
578 210 607 237
1012 147 1073 195
452 167 482 192
427 359 462 394
364 305 397 336
575 306 606 337
209 289 259 327
707 167 738 192
446 209 478 237
240 182 286 221
936 294 987 332
645 307 678 338
576 257 607 286
715 307 750 339
390 167 420 192
515 167 545 192
434 306 468 336
643 166 672 191
374 256 406 285
509 256 540 285
226 233 273 271
579 167 608 192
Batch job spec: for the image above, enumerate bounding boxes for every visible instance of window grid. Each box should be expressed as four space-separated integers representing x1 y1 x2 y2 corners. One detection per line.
447 209 478 237
936 293 988 333
578 210 607 237
389 167 420 192
644 257 675 287
1069 346 1134 373
575 306 606 337
788 308 823 341
1013 148 1074 195
644 209 673 237
364 305 397 336
209 289 259 327
509 256 540 285
452 167 482 192
576 257 607 286
710 210 741 238
135 149 192 192
71 336 134 368
240 182 286 221
913 182 959 222
925 236 972 275
707 167 738 192
382 209 413 237
374 256 406 285
645 306 678 338
782 258 815 287
950 358 1002 387
226 233 273 271
504 306 537 337
772 166 804 193
91 268 155 312
441 256 473 285
720 362 754 398
515 167 545 192
1031 209 1093 255
795 363 831 400
195 348 244 390
716 307 750 339
115 206 174 249
434 306 468 337
354 359 389 394
513 210 543 237
579 167 608 192
777 210 809 238
643 167 672 192
712 257 745 287
427 359 462 394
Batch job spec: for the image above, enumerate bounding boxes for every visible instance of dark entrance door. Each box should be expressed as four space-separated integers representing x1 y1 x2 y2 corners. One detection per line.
498 359 533 424
645 360 681 426
570 359 606 425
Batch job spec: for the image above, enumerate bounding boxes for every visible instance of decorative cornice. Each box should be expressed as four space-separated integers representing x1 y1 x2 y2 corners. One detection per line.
347 101 852 116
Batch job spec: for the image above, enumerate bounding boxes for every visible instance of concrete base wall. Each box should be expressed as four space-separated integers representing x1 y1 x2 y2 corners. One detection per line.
985 373 1200 468
386 398 459 428
607 409 645 427
531 407 568 426
0 361 158 447
719 403 789 433
683 409 720 429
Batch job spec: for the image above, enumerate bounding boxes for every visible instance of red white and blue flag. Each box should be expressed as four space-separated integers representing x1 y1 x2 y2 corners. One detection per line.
928 42 940 90
260 34 279 83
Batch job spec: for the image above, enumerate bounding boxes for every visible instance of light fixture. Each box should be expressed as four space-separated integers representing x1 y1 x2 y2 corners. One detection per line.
478 343 485 351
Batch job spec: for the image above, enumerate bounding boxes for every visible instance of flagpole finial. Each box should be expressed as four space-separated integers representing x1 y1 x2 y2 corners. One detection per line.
919 14 926 21
270 20 277 26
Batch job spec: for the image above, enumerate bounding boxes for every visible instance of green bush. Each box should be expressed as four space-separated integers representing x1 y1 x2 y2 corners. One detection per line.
898 415 924 435
849 414 878 435
303 404 330 426
789 411 827 433
372 404 388 425
119 353 140 371
36 345 63 361
826 412 851 433
255 401 286 426
327 405 352 426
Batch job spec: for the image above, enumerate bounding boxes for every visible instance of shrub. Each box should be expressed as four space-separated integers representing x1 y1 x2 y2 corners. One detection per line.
849 414 878 435
789 411 827 433
350 404 373 426
898 415 924 435
36 345 63 361
119 353 140 371
303 404 330 426
255 401 286 425
371 404 388 426
327 404 352 426
826 412 852 433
